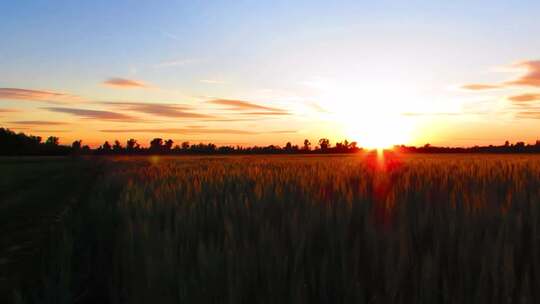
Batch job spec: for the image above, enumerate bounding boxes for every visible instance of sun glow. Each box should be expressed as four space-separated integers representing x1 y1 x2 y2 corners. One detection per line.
317 84 415 150
344 113 411 149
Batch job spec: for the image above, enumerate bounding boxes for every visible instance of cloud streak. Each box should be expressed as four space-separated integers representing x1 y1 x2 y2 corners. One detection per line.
208 99 290 116
0 108 18 113
102 102 214 119
237 111 290 116
45 107 141 122
462 60 540 90
516 112 540 119
209 99 284 111
31 129 70 133
461 84 501 91
506 60 540 87
103 78 149 89
0 88 82 103
100 127 258 135
508 93 540 102
9 120 67 125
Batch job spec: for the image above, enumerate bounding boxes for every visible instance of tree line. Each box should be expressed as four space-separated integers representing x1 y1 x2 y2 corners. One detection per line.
0 128 360 156
394 141 540 153
87 137 361 155
2 127 540 156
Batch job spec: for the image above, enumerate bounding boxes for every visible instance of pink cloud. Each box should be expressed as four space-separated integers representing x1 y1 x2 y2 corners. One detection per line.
46 107 142 122
506 60 540 87
462 60 540 90
508 93 540 102
103 78 150 89
0 88 82 103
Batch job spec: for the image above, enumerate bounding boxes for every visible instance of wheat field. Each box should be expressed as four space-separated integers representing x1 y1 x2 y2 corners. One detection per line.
20 153 540 303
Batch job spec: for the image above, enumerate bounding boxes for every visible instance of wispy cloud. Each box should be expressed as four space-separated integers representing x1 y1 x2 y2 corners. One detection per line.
462 59 540 90
100 127 258 135
516 112 540 119
103 78 150 89
102 102 214 119
208 99 290 116
31 129 70 133
0 88 83 103
237 111 289 116
461 84 502 91
0 108 18 113
508 93 540 102
202 118 260 122
45 107 141 122
506 60 540 87
209 99 283 111
9 120 67 125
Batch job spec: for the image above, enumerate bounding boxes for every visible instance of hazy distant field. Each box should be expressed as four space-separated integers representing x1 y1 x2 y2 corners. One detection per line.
5 154 540 303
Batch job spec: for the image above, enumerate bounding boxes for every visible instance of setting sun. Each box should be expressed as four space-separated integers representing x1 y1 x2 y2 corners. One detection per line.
322 90 414 149
343 114 412 149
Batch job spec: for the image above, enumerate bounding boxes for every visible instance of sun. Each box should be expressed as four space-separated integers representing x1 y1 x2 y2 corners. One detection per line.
309 81 418 150
332 100 412 150
343 114 410 150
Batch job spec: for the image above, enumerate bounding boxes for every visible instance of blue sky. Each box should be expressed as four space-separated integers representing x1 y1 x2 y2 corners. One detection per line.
1 1 540 147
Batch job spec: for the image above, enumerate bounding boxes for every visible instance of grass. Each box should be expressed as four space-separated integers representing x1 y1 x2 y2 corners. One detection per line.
6 153 540 303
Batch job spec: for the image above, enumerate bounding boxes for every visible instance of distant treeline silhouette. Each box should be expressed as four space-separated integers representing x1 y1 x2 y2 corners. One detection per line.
2 127 540 156
0 128 72 156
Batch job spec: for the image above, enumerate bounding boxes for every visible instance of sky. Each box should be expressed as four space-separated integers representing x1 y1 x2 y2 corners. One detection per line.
1 0 540 148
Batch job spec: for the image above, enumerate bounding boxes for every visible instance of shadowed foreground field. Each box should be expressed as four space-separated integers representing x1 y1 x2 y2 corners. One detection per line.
7 154 540 303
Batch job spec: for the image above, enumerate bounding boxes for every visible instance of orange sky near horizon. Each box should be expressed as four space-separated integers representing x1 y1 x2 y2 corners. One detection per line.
2 60 540 149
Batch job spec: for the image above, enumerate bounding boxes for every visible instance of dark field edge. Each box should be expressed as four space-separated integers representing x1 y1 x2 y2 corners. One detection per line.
2 159 106 304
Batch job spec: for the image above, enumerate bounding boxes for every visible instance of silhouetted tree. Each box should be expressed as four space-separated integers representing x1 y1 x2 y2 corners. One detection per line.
303 139 311 151
102 141 112 153
46 136 59 146
285 142 293 152
319 138 330 151
31 135 42 145
126 139 139 153
0 128 73 155
113 140 123 153
71 140 82 156
150 138 163 153
72 140 82 150
82 145 91 154
164 139 174 151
